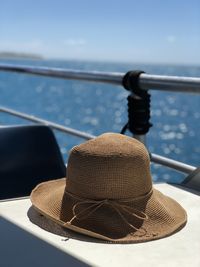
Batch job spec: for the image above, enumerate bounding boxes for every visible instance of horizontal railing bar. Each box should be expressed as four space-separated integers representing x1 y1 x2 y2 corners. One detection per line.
0 64 123 85
150 153 196 174
139 75 200 93
0 64 200 93
0 106 95 140
0 105 196 175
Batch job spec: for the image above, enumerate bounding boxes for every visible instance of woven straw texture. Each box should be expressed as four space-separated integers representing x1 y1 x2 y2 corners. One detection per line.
31 133 187 243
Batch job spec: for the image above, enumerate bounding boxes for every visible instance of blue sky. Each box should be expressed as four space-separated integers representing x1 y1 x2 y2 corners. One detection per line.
0 0 200 64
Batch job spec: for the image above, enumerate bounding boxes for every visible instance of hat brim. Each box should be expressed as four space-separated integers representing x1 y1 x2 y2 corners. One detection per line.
30 178 187 243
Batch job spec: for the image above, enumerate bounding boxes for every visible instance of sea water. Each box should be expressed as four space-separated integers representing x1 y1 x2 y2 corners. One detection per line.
0 59 200 183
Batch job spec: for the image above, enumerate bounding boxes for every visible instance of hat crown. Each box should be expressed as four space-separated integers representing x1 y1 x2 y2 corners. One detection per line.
66 133 152 199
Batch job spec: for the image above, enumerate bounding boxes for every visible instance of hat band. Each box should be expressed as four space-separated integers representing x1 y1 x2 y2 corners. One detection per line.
64 189 153 236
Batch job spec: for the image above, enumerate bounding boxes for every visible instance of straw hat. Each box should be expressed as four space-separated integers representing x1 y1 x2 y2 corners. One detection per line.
31 133 187 243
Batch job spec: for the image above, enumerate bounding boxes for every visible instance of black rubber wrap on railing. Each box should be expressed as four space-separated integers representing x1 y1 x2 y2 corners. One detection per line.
121 70 152 135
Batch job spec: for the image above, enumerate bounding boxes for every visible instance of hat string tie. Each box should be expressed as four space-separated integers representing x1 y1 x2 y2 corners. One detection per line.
65 191 149 235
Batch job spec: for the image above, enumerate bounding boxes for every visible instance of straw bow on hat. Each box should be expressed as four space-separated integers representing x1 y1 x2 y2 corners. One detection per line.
31 133 187 243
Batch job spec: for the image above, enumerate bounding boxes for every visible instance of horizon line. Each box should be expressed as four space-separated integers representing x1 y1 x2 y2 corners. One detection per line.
0 51 199 67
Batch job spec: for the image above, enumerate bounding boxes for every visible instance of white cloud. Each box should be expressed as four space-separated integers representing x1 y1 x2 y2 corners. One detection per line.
64 38 87 46
166 35 176 43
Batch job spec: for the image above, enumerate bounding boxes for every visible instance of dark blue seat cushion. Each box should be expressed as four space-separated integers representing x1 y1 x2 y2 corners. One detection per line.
0 125 66 199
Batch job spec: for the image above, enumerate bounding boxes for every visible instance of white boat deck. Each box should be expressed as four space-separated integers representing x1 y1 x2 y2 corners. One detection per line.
0 183 200 267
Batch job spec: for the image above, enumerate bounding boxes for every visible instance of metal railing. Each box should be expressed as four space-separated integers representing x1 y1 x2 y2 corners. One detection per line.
1 63 200 93
0 63 199 176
